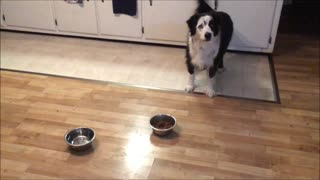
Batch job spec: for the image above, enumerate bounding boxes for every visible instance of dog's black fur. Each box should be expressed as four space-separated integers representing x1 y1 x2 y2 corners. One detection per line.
186 0 233 78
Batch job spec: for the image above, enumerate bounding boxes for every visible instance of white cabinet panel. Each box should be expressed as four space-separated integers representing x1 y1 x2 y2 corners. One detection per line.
96 0 142 38
54 0 97 34
142 0 278 49
0 4 4 27
211 0 277 49
142 0 196 42
1 0 55 30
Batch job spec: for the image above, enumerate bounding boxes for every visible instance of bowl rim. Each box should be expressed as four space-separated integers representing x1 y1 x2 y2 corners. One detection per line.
64 127 96 147
149 114 177 131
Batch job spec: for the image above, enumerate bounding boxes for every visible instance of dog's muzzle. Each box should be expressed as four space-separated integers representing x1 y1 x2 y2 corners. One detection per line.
205 33 212 41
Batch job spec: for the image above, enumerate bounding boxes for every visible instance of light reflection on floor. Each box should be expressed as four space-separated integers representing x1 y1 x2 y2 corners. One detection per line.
125 133 152 171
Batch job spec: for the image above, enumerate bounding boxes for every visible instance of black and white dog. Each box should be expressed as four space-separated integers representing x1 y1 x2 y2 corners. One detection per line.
185 0 233 97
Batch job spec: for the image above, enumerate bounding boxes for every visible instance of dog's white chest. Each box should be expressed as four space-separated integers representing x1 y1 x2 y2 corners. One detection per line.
189 36 220 70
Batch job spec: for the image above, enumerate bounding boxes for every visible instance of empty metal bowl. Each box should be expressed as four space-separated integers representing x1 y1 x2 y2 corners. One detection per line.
64 127 95 151
150 114 176 136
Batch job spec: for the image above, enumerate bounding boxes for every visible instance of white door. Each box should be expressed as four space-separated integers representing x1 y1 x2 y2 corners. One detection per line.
96 0 142 38
53 0 97 34
142 0 196 42
211 0 277 49
1 0 56 30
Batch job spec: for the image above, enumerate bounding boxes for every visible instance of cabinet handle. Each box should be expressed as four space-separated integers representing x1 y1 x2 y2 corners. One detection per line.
150 0 152 6
102 0 104 2
64 0 83 4
214 0 218 10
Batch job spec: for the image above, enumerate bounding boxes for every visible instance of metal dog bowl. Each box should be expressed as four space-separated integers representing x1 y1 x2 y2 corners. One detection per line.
64 127 95 151
150 114 176 136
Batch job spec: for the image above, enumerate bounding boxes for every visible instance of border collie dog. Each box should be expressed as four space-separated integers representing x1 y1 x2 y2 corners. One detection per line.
185 0 233 97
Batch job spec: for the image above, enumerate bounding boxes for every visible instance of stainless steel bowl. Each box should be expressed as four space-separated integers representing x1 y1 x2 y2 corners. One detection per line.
150 114 176 136
64 127 96 151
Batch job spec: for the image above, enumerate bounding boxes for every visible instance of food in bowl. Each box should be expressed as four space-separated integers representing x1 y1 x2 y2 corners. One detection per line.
150 114 176 136
154 120 174 129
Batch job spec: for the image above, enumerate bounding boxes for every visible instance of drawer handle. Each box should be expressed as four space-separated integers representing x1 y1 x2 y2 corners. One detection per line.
64 0 83 4
150 0 152 6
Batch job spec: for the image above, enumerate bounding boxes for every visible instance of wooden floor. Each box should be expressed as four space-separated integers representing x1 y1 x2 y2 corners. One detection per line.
1 33 319 179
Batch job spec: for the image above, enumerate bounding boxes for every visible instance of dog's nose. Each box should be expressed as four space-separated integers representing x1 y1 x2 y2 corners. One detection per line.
205 33 212 41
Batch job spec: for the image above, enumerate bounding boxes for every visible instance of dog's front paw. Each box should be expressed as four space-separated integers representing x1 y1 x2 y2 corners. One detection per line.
205 87 216 98
185 85 195 93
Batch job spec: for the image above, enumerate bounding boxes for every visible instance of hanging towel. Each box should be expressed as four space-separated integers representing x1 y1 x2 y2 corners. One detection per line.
112 0 137 16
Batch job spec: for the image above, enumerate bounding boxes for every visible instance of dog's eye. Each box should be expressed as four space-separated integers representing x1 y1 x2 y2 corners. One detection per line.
198 24 204 29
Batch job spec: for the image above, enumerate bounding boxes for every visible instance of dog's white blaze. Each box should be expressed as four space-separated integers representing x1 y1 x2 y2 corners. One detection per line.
196 15 213 41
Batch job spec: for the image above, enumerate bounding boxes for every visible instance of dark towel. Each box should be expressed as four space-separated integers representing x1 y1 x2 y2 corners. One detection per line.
112 0 137 16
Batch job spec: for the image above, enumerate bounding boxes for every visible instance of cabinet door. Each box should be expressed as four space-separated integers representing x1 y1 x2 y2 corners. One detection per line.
96 0 142 38
212 0 277 49
0 5 4 27
1 0 56 30
54 0 97 34
142 0 196 42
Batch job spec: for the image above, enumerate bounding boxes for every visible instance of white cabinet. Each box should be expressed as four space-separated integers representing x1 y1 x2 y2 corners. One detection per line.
53 0 97 34
209 0 277 49
0 4 4 27
0 0 283 52
142 0 281 50
142 0 196 42
1 0 56 30
96 0 142 38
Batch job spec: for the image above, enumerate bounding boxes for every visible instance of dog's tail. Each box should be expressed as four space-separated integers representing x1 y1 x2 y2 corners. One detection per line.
196 0 214 14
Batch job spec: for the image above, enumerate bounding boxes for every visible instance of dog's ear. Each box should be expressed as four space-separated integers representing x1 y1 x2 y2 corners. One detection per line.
186 14 200 36
212 22 219 37
210 13 220 36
